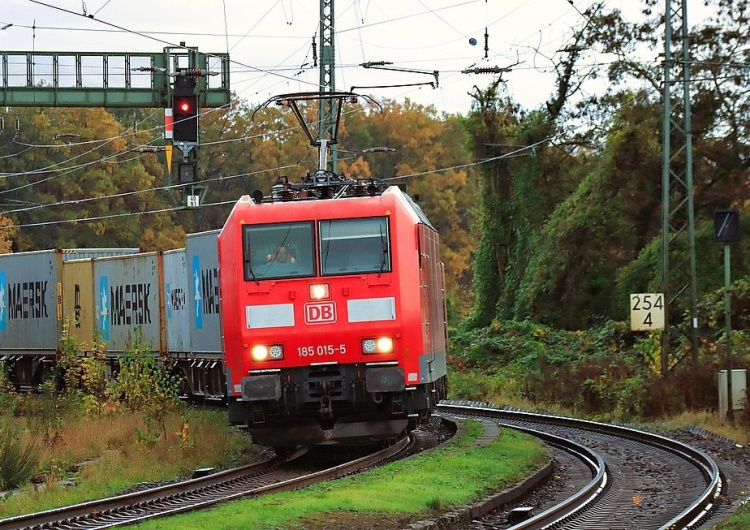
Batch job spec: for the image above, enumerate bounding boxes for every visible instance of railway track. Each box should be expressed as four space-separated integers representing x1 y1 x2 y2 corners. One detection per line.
436 401 725 530
0 403 730 529
0 436 414 530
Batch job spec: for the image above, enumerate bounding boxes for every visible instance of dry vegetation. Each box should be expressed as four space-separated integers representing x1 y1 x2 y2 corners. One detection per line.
0 401 259 518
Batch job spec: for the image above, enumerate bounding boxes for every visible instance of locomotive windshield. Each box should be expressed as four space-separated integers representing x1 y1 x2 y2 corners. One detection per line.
242 222 315 280
241 217 392 280
319 217 391 275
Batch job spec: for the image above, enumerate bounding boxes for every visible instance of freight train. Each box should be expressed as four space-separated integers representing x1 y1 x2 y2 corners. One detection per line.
0 235 227 402
0 92 449 447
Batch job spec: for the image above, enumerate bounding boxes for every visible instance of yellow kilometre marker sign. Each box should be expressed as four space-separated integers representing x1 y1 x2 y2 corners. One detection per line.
630 293 665 331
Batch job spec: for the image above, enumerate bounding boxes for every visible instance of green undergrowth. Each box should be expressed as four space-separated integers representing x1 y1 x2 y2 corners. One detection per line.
134 420 548 529
449 319 750 442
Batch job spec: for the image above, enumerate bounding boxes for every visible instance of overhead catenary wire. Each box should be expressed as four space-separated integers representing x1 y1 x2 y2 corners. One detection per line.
1 132 562 230
1 0 713 229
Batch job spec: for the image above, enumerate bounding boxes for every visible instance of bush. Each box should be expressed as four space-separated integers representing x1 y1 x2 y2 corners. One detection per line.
105 329 183 442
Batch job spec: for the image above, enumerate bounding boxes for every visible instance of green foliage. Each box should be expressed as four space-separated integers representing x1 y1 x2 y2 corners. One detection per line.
58 321 84 395
463 80 520 329
56 323 110 420
25 380 66 449
105 329 183 442
0 427 39 489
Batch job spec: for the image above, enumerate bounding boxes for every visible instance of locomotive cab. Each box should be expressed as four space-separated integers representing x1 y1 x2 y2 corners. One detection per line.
219 185 448 448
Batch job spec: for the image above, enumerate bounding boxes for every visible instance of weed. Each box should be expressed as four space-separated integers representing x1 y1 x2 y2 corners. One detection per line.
0 427 39 489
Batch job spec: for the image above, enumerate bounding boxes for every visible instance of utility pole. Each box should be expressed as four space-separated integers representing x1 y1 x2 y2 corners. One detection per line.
661 0 698 374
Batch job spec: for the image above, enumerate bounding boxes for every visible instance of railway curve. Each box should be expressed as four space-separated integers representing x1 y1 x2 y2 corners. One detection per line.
426 401 724 530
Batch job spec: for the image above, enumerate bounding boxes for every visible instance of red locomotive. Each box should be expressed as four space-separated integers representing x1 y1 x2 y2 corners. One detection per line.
218 93 448 448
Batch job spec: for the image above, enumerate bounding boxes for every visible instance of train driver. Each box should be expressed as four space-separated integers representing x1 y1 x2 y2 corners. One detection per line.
265 245 297 264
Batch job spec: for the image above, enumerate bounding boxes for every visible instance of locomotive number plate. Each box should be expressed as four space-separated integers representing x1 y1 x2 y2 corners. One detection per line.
298 344 347 357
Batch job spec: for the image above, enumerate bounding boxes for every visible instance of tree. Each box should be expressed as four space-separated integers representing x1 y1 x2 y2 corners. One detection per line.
0 107 181 251
0 215 16 253
515 94 662 328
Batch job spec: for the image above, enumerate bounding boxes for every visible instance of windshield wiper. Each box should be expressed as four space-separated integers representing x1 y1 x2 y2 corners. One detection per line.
378 227 388 277
246 261 260 285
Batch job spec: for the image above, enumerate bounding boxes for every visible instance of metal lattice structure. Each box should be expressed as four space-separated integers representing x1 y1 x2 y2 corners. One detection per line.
661 0 698 374
318 0 338 172
0 46 230 208
0 48 229 108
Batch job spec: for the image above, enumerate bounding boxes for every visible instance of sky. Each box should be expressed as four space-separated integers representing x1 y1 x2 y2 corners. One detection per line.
0 0 717 116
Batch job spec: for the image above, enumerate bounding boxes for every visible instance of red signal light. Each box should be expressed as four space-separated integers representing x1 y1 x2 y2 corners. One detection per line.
172 94 198 142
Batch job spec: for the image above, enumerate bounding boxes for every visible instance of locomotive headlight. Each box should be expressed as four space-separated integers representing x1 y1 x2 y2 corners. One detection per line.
251 344 284 362
251 345 269 361
362 336 394 354
309 283 330 300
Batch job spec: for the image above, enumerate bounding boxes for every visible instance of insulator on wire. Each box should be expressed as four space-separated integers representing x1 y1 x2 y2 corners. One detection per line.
132 146 165 153
461 66 504 75
179 68 216 78
312 36 318 67
362 146 396 153
132 66 167 73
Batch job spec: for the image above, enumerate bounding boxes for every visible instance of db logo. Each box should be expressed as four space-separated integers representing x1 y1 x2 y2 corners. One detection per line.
305 302 337 324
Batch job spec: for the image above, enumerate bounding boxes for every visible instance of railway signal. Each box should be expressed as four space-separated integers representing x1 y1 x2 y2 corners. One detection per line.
172 71 199 143
172 93 198 143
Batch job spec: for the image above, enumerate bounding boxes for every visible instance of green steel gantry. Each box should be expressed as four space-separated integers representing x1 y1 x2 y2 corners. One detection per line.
0 45 230 207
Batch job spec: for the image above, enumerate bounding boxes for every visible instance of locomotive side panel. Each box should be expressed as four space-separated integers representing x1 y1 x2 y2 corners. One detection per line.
93 252 165 356
417 223 448 383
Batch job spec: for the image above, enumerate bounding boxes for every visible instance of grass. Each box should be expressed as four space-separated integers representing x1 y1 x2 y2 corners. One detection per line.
714 504 750 530
658 410 749 445
133 421 548 530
